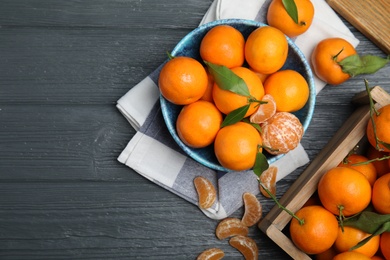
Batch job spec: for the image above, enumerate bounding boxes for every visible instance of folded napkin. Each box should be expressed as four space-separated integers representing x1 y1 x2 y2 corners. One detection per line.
117 0 359 219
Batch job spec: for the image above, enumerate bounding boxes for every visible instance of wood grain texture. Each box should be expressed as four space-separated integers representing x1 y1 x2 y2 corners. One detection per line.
326 0 390 54
0 0 389 259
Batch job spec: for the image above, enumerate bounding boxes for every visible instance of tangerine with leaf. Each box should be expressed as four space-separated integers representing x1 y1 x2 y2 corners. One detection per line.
366 104 390 153
267 0 315 38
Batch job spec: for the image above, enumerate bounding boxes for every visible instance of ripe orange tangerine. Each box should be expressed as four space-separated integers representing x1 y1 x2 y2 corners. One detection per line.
372 173 390 214
212 66 264 117
176 100 222 148
200 25 245 68
338 154 377 186
267 0 315 38
245 26 288 74
366 104 390 152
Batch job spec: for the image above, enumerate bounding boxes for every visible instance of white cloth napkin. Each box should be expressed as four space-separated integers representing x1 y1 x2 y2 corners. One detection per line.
117 0 359 219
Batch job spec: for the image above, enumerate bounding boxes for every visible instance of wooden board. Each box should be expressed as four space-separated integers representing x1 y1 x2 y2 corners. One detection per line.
326 0 390 54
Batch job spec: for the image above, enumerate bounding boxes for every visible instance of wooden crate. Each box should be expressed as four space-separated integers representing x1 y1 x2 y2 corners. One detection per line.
258 86 390 259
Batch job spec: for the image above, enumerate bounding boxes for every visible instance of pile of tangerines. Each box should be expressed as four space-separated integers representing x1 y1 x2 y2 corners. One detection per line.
288 101 390 260
159 23 309 172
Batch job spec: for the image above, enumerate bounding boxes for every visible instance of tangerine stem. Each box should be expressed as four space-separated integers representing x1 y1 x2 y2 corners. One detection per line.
338 205 345 232
258 180 304 225
365 79 382 150
351 155 390 166
332 47 345 62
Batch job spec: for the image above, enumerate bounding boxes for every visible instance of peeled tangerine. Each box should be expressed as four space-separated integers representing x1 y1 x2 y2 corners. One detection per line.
261 112 304 155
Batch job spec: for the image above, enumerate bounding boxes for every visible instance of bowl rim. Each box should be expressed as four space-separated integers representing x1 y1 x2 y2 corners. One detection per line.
160 18 316 172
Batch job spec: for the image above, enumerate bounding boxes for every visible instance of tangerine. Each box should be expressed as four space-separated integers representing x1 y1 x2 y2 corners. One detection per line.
267 0 315 38
366 104 390 152
366 145 390 177
334 226 380 258
259 166 277 198
333 251 372 260
263 69 310 112
317 167 372 217
159 56 208 105
311 37 357 85
245 26 288 74
241 192 262 227
200 72 215 103
261 112 304 155
289 205 339 255
193 176 217 209
338 154 377 186
372 173 390 214
176 100 223 148
380 232 390 260
200 25 245 68
249 94 277 124
212 66 264 117
214 122 262 171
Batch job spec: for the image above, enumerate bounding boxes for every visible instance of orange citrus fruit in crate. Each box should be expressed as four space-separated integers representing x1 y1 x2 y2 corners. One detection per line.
176 100 222 148
244 26 288 74
338 153 377 186
371 173 390 214
212 66 264 117
333 251 372 260
159 56 208 105
214 122 262 171
334 226 380 258
289 205 339 255
317 167 371 217
267 0 314 38
200 25 245 69
311 37 357 85
366 104 390 152
263 69 309 112
261 112 304 155
366 145 390 177
380 232 390 260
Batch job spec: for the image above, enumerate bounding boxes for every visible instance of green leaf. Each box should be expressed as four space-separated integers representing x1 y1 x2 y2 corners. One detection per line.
241 118 263 133
220 104 250 128
282 0 298 24
205 61 250 96
339 54 390 77
253 151 269 177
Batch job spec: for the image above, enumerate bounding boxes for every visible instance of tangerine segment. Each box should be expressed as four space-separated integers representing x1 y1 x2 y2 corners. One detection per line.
290 205 339 255
259 166 277 198
200 25 245 68
212 66 264 117
334 226 380 258
245 26 288 74
371 173 390 214
176 100 223 148
249 94 277 124
366 104 390 152
333 251 372 260
261 112 304 155
229 235 259 260
241 192 262 227
214 122 263 171
194 176 217 209
215 217 249 240
263 69 309 112
317 167 372 217
338 154 377 186
158 56 208 105
196 248 224 260
267 0 314 38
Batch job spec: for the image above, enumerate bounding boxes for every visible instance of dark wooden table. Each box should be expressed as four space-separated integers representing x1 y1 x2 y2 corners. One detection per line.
1 1 389 259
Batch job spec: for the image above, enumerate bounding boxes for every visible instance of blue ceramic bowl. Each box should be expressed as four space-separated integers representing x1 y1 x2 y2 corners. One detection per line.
160 19 316 172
